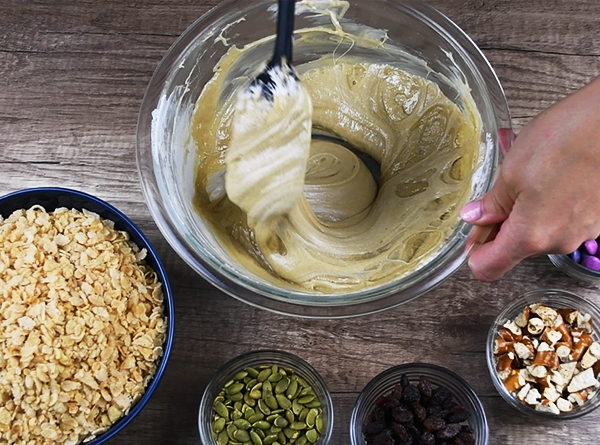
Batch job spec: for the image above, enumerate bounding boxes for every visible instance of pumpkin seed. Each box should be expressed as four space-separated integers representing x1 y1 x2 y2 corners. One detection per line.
268 372 283 383
273 416 288 428
295 376 309 388
284 410 294 425
275 394 292 410
298 387 314 398
265 395 279 410
217 429 230 445
304 400 321 409
227 423 238 441
296 435 308 445
234 371 249 380
253 420 271 430
297 395 314 405
234 429 251 442
292 399 303 415
283 427 300 440
244 407 256 420
234 418 251 430
250 430 263 445
285 379 298 399
213 417 226 433
244 393 257 406
215 401 230 419
305 409 318 428
290 421 306 430
263 434 279 445
299 408 309 422
262 380 273 395
248 413 265 423
258 399 271 415
315 415 324 434
278 431 287 444
229 392 244 402
305 429 318 443
246 367 259 378
275 377 290 394
257 368 272 382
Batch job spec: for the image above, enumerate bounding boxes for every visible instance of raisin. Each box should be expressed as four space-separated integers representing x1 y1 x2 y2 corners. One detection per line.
402 384 421 403
405 424 422 442
392 423 409 442
447 407 471 423
393 407 414 424
430 386 451 406
391 384 403 400
436 424 462 440
363 420 386 437
421 431 436 445
366 429 394 445
454 438 467 445
443 398 458 410
400 374 410 388
425 404 442 417
457 426 475 445
422 416 445 432
411 402 427 423
417 376 433 401
375 394 389 406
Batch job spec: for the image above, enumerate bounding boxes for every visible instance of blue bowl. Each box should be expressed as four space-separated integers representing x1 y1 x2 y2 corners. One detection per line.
0 187 174 444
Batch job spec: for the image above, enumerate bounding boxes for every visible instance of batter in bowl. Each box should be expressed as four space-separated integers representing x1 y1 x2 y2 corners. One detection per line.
191 13 482 293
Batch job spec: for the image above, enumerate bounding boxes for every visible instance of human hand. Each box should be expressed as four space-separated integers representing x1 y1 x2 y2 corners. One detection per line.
460 75 600 281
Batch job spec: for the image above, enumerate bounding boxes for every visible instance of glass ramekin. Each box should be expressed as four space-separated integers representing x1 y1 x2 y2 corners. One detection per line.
198 350 334 445
486 288 600 419
549 253 600 282
350 363 489 445
136 0 511 317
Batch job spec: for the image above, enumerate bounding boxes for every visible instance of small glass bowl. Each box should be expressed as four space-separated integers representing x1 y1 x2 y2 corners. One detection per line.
350 363 489 445
198 350 334 445
0 187 174 444
486 288 600 419
549 253 600 282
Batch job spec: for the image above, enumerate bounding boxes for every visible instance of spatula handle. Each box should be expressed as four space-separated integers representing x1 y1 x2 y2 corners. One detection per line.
270 0 296 67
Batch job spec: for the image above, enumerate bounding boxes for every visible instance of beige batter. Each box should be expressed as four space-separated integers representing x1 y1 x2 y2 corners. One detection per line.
191 31 482 293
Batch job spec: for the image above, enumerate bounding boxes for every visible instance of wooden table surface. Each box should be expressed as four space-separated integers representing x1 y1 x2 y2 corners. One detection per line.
2 1 600 444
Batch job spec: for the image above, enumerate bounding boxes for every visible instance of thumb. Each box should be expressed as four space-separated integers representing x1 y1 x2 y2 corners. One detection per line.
460 177 515 226
467 217 525 281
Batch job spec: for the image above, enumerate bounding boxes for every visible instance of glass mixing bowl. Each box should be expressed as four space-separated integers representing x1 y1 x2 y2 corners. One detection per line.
137 0 511 318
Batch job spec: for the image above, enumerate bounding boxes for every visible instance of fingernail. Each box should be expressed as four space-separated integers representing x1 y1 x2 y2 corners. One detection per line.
460 200 482 222
498 128 516 156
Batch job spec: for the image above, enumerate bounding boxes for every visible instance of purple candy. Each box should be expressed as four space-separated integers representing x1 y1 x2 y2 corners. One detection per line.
584 239 599 255
581 255 600 271
571 248 582 263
